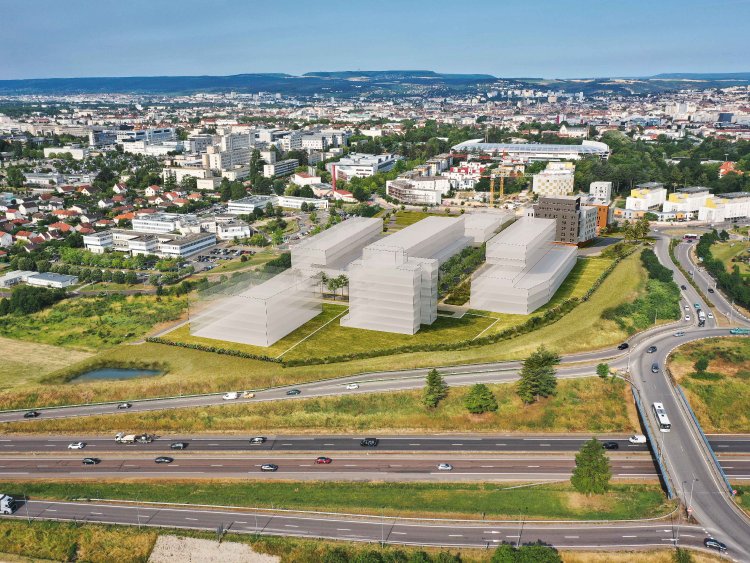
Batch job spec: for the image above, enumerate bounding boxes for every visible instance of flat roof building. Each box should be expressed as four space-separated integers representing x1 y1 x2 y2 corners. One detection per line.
451 139 610 161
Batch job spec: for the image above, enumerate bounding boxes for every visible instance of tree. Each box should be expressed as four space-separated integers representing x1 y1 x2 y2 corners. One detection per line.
5 166 25 188
422 368 448 408
719 229 730 241
125 271 138 285
571 438 612 494
491 542 562 563
694 356 709 373
596 363 610 379
464 383 498 414
517 346 560 404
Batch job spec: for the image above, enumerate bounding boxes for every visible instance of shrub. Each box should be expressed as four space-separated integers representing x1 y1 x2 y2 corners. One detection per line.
464 383 498 414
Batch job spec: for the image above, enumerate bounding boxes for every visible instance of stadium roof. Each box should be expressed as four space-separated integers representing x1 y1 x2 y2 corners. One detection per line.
451 139 609 157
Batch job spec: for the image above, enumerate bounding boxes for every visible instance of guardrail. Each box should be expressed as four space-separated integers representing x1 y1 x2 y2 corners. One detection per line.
676 385 735 496
631 386 675 499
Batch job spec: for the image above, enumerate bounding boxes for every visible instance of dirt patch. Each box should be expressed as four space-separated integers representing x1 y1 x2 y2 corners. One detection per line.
565 492 612 512
562 550 722 563
148 535 279 563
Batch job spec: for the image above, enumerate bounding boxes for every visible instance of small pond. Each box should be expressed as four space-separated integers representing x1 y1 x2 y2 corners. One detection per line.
71 368 163 382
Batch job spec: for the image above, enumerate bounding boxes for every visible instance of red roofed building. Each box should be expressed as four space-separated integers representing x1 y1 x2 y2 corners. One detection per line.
48 222 73 233
719 161 744 178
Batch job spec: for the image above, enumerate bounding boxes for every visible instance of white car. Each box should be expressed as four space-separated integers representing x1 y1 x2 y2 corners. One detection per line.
684 305 690 310
685 315 691 321
67 442 86 450
437 463 453 471
628 435 647 444
222 392 240 400
708 312 714 319
345 383 359 390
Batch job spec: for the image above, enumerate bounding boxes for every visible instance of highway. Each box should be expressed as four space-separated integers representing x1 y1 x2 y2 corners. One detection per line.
3 434 750 453
5 498 709 551
0 454 673 481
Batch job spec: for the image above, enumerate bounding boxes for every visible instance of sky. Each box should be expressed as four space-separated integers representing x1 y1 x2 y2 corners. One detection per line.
1 0 749 80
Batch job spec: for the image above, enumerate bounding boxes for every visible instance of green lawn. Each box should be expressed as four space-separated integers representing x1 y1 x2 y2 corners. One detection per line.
2 378 637 434
710 241 750 276
0 337 92 390
669 337 750 433
0 294 186 351
393 210 432 227
7 481 672 521
85 282 148 291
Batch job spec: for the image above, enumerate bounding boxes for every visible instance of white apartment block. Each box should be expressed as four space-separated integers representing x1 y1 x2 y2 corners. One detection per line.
84 229 216 258
386 177 450 205
184 134 215 154
328 153 400 179
116 128 176 144
698 192 750 223
470 217 577 315
82 230 113 254
200 217 253 241
342 217 470 334
162 167 212 183
275 195 328 210
532 162 575 197
662 187 712 214
625 182 667 210
589 181 612 203
131 213 201 235
579 206 598 243
122 140 183 156
263 159 298 178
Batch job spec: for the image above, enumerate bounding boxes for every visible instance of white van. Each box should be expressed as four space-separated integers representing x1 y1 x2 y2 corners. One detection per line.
222 392 240 400
628 434 647 444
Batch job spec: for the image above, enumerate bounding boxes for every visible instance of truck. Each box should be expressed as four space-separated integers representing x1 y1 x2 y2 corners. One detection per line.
0 494 17 515
698 310 706 324
115 432 154 444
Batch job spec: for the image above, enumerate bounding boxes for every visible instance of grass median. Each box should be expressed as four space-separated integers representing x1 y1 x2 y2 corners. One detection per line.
1 378 637 434
1 480 673 521
669 337 750 433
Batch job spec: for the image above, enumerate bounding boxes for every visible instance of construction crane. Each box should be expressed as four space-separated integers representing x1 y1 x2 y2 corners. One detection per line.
486 169 532 207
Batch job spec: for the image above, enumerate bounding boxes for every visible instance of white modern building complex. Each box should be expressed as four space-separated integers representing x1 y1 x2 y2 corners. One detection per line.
385 176 451 205
83 229 216 258
451 140 610 161
263 159 299 178
589 181 612 204
662 187 712 214
470 217 577 315
341 217 470 335
625 183 667 210
328 153 400 179
532 162 575 197
698 192 750 223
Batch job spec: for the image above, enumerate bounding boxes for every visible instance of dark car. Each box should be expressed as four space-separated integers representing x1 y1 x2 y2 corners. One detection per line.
360 438 379 447
154 456 173 464
651 363 660 374
117 402 133 409
250 436 267 444
602 441 619 450
286 389 301 396
170 442 188 450
315 456 333 464
708 288 715 293
646 346 657 354
617 343 629 350
23 411 40 418
82 457 100 465
260 464 278 472
680 285 687 290
703 538 727 552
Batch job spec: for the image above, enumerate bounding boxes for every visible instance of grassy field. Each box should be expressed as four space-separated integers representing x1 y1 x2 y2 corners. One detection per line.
0 337 92 390
0 294 186 351
669 337 750 433
197 250 281 275
737 486 749 517
0 249 654 409
2 378 637 434
5 481 672 521
0 519 156 563
710 240 750 276
85 282 148 291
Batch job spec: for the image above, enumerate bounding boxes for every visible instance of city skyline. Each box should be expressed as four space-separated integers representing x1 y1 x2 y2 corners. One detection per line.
2 0 749 80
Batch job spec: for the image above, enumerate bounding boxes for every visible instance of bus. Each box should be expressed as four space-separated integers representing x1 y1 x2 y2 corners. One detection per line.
684 233 699 242
652 402 672 432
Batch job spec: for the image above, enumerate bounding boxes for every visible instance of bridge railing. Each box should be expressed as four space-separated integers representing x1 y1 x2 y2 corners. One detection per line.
631 386 675 499
676 385 734 496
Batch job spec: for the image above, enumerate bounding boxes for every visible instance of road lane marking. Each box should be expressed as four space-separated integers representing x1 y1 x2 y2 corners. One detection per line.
564 536 579 539
210 464 223 467
622 535 637 538
337 528 351 531
539 444 551 447
527 465 540 468
285 525 298 528
185 518 198 521
451 443 463 446
495 443 507 446
235 521 247 524
449 534 463 537
391 532 407 535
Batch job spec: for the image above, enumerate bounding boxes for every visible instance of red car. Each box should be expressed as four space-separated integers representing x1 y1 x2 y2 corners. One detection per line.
315 456 332 464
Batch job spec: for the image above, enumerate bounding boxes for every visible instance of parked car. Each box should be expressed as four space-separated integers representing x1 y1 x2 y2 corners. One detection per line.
117 403 132 409
250 437 267 444
617 343 629 350
222 392 240 400
437 463 453 471
345 383 359 390
646 346 657 353
170 442 188 450
23 411 40 418
360 438 379 447
651 363 660 374
67 442 86 450
315 457 332 464
82 458 100 465
260 464 278 472
628 435 647 444
154 457 173 464
286 389 301 396
703 538 727 553
602 441 619 450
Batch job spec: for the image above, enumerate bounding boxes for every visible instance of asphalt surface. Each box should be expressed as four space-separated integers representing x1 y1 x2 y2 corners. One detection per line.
0 455 672 481
6 499 710 551
3 434 750 453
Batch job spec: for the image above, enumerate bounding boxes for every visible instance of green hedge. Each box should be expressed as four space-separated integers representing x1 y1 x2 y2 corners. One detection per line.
145 337 282 363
